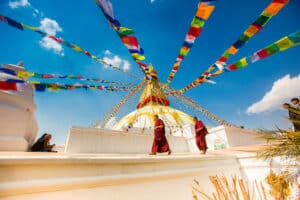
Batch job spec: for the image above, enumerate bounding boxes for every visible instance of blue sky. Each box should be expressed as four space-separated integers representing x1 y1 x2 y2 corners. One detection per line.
0 0 299 145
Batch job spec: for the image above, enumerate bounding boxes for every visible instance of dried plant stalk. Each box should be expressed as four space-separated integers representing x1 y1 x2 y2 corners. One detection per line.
193 176 272 200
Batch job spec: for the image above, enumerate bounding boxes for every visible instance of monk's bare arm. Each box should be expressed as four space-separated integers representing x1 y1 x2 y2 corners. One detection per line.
196 127 203 132
155 125 164 129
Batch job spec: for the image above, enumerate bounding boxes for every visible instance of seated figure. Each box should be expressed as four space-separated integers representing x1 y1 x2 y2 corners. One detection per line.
31 133 56 152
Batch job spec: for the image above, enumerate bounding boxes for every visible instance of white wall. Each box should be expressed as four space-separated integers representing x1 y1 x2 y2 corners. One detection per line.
0 153 243 200
0 63 38 151
65 127 189 154
65 126 266 154
1 152 297 200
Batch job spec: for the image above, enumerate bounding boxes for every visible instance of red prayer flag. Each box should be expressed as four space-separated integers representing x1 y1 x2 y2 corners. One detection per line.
218 56 227 62
257 49 269 59
0 81 17 91
188 27 202 37
273 0 289 3
84 51 91 57
227 64 238 70
48 35 63 43
42 74 54 78
121 36 139 46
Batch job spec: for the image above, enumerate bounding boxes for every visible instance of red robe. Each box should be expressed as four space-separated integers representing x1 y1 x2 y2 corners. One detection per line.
151 119 170 153
195 120 208 151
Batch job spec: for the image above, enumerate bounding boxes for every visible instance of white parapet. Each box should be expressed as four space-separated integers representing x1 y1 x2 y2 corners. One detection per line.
0 63 38 151
0 151 297 200
0 152 243 200
65 126 189 154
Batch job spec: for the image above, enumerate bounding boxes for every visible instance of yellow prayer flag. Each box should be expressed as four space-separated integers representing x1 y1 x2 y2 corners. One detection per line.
90 86 97 90
240 57 248 67
207 66 215 73
196 2 215 20
48 84 59 91
21 24 39 31
174 62 180 67
131 53 145 60
213 70 223 75
275 37 295 51
17 71 33 79
244 25 260 37
179 46 190 56
72 45 83 52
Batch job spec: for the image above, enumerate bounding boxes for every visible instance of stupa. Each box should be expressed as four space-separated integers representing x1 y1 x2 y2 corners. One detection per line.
113 65 194 133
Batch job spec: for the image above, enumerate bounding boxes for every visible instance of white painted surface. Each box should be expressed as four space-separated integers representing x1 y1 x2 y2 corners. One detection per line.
65 127 189 153
0 63 38 151
0 152 297 200
0 153 242 199
65 126 265 154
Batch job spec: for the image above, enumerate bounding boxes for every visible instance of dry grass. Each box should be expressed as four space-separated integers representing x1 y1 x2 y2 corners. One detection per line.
192 176 268 200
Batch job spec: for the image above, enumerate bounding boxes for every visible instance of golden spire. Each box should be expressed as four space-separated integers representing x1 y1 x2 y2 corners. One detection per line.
137 64 170 109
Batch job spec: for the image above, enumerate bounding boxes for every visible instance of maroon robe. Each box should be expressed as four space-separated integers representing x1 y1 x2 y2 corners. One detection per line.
151 119 170 153
195 120 208 151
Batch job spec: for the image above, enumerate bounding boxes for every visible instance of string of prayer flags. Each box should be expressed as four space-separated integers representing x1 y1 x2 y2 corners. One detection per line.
179 0 289 93
96 0 150 79
0 79 136 92
0 14 140 80
226 31 300 71
101 82 146 127
0 68 17 76
178 31 300 92
28 81 136 92
0 80 29 91
166 0 217 84
166 87 235 127
13 70 135 86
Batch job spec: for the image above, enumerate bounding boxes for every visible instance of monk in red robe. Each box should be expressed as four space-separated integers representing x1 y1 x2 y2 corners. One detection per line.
150 115 171 155
194 117 208 154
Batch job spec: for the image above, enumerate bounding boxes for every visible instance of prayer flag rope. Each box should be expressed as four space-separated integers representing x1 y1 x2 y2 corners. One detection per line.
179 31 300 91
164 84 235 127
98 82 146 128
179 0 289 93
0 14 140 80
0 68 135 86
166 0 217 84
96 0 151 79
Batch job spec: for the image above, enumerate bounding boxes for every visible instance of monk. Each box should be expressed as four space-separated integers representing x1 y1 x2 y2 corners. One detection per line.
31 133 56 152
150 115 171 155
194 117 208 154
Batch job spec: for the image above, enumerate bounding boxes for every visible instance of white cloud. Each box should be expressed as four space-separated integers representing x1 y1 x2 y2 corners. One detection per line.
123 60 130 71
104 50 112 55
9 0 30 9
39 37 64 56
103 50 131 71
38 18 64 56
32 8 43 18
39 18 62 35
246 74 300 114
8 0 43 18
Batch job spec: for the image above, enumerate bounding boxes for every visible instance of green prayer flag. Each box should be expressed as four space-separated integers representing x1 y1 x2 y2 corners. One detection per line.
265 44 279 55
191 17 205 28
238 34 250 43
118 27 134 36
